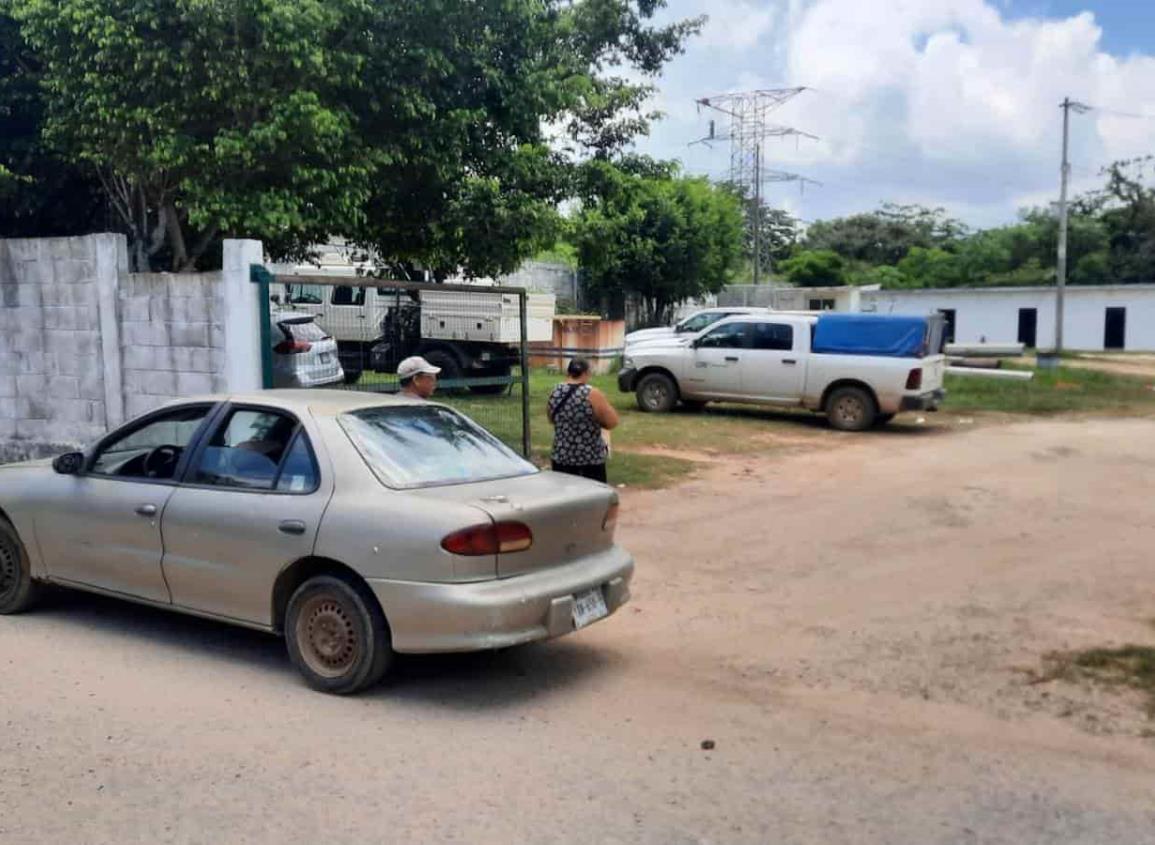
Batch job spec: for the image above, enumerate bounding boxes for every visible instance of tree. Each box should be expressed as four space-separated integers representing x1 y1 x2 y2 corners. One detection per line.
803 203 966 265
1082 157 1155 284
574 164 745 326
0 13 107 238
3 0 701 272
777 250 846 287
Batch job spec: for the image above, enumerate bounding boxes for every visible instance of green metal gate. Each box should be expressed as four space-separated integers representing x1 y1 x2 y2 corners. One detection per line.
251 267 532 457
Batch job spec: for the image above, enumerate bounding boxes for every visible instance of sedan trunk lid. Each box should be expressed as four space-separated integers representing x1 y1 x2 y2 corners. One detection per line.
411 471 618 578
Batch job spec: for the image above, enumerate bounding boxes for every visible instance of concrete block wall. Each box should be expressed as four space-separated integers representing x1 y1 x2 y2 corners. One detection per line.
0 234 263 462
0 235 122 461
118 271 228 420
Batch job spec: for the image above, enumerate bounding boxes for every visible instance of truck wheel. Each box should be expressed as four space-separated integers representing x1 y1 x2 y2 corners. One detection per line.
826 386 877 432
469 364 511 395
422 350 463 394
285 574 393 695
0 519 42 615
636 373 678 413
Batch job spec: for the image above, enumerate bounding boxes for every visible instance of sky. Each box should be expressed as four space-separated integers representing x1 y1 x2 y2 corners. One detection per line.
632 0 1155 228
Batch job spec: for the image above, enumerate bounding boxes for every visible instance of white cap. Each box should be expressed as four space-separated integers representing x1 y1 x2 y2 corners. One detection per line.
397 356 442 379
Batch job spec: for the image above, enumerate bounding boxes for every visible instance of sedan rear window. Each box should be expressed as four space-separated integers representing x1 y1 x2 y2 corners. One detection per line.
281 320 329 342
340 405 536 489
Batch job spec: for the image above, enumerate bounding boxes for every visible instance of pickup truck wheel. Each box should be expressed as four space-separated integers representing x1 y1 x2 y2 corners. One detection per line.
826 386 877 432
0 519 42 615
285 574 393 695
636 372 677 413
422 350 463 394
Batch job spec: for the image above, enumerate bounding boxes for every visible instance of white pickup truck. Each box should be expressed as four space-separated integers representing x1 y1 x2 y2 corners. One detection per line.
617 312 947 430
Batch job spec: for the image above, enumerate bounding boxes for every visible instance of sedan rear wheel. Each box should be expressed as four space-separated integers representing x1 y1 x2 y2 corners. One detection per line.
0 519 42 615
636 372 678 413
285 574 392 695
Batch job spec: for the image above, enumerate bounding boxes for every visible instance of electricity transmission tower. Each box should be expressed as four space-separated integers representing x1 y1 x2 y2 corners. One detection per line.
694 88 819 284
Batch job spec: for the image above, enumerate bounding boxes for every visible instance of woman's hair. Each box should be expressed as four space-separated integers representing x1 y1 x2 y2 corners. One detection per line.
567 358 591 378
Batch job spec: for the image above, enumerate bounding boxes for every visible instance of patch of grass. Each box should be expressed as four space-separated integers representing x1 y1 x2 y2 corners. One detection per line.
1039 645 1155 717
945 365 1155 415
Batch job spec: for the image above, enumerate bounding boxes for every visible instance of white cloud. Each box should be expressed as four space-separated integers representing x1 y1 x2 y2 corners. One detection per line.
638 0 1155 227
697 1 779 49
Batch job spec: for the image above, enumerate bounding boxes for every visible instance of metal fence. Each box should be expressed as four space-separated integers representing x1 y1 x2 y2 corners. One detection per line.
250 270 533 456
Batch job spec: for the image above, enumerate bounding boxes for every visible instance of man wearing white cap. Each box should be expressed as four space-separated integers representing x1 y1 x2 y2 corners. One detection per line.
397 355 441 400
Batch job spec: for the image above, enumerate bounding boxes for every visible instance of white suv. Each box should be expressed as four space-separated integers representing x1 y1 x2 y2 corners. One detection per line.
624 307 771 349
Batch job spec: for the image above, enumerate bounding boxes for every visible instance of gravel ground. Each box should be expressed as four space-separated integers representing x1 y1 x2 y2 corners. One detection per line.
2 416 1154 844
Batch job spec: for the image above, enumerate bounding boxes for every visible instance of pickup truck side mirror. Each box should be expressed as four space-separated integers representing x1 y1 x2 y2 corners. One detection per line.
52 452 84 475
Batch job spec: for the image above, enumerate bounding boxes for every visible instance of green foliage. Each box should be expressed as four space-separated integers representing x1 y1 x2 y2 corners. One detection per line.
1 0 701 272
778 249 846 287
804 202 965 265
811 165 1151 290
574 163 745 325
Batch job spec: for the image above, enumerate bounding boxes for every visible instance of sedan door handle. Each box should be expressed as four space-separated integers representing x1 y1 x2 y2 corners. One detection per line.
724 356 740 362
135 504 158 517
278 520 307 536
782 359 797 365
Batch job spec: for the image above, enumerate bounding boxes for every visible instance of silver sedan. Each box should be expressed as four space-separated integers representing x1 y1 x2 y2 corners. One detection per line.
0 391 632 694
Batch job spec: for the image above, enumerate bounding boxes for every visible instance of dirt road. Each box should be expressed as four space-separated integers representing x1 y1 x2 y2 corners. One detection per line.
3 417 1155 844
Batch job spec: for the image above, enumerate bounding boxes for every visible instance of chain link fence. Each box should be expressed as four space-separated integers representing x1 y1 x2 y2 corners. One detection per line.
254 272 541 456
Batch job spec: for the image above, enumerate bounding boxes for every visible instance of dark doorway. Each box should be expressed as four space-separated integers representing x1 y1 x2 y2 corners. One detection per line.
1104 307 1126 350
939 309 957 344
1017 308 1038 348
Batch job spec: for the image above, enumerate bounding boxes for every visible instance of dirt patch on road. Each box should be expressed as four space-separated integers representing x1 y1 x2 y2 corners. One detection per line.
618 417 1155 741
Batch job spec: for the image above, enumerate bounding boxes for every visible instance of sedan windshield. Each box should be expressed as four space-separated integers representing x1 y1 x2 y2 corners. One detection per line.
340 405 536 488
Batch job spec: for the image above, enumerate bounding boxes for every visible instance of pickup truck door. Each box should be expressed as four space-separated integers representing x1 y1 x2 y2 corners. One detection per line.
740 321 806 403
684 321 748 399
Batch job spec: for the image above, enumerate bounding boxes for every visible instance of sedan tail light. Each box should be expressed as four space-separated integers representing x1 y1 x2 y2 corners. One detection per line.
905 368 923 390
441 522 533 556
275 339 313 354
603 502 619 535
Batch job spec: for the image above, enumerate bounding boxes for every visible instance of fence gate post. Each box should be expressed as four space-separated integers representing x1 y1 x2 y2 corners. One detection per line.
519 290 531 458
250 264 274 388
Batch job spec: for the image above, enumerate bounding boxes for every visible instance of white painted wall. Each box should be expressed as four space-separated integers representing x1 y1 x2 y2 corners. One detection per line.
862 286 1155 351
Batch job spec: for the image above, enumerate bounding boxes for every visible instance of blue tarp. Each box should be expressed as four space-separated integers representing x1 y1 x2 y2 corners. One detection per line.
811 313 930 358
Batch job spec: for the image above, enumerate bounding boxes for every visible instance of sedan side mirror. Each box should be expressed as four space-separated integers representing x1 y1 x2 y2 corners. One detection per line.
52 452 84 475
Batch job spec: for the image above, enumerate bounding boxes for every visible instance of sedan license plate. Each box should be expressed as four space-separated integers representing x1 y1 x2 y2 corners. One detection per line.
572 587 608 629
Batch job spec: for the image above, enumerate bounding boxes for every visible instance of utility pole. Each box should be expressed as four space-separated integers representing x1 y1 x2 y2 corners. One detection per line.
1055 97 1090 354
693 89 819 284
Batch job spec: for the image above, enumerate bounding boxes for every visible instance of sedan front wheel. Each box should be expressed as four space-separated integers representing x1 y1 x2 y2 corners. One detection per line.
285 574 393 695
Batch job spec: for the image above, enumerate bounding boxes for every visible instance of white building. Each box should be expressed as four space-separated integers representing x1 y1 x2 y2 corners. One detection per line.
860 285 1155 351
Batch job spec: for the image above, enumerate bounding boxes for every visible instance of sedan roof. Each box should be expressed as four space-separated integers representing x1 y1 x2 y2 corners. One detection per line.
164 389 426 418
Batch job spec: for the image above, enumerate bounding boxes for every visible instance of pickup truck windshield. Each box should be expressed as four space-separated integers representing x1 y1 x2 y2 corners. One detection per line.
340 405 536 489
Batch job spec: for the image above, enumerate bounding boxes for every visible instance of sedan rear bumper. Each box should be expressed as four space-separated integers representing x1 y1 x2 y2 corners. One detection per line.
365 547 634 653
